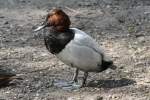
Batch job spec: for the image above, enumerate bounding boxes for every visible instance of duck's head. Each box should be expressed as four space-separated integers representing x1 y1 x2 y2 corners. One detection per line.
34 8 71 32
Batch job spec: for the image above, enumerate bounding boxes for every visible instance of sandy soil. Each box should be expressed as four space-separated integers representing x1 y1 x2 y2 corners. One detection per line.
0 0 150 100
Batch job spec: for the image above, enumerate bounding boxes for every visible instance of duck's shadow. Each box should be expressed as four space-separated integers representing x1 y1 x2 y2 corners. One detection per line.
87 78 136 88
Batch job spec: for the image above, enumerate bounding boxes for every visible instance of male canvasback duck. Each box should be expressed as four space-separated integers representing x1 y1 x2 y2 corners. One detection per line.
34 8 116 87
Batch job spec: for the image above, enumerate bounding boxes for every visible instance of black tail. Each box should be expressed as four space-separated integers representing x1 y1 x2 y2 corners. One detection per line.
100 54 117 71
100 60 112 71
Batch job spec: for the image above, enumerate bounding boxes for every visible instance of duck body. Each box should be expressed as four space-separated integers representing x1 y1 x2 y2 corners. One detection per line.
44 28 113 72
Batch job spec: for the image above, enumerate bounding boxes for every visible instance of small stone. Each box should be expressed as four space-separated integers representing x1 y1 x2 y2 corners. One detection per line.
67 96 81 100
5 91 10 94
84 95 103 100
137 37 145 43
4 21 9 25
95 96 103 100
0 16 5 18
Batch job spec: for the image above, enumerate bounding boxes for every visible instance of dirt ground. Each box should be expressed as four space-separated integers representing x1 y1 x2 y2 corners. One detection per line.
0 0 150 100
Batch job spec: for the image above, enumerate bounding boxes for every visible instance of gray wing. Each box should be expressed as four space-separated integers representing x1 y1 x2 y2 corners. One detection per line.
71 28 111 62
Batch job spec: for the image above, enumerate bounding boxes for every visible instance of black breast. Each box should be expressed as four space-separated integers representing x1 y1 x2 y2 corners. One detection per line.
44 29 74 54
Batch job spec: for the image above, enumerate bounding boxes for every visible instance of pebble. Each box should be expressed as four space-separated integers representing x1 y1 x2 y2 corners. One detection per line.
84 95 103 100
4 21 9 25
68 95 103 100
0 16 5 18
137 36 145 43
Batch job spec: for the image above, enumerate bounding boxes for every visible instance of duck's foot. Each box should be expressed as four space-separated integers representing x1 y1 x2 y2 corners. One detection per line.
53 79 81 90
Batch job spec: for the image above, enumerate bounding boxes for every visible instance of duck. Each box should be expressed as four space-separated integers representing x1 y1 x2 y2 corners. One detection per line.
34 8 116 87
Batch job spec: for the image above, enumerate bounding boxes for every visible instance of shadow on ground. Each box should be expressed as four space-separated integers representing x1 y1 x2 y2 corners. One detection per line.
88 78 136 88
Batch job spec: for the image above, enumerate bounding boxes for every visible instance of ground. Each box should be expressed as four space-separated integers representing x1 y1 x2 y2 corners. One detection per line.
0 0 150 100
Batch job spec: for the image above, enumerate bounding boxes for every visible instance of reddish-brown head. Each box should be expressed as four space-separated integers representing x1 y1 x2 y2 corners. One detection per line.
45 8 71 32
34 8 71 32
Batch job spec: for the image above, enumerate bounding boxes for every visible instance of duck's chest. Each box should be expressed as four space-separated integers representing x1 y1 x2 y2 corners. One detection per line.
44 30 74 54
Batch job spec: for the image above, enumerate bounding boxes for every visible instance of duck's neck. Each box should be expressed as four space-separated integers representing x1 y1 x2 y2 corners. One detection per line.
49 27 71 34
44 28 74 54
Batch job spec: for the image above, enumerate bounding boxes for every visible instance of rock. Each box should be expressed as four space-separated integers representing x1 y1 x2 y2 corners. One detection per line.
67 96 81 100
67 95 103 100
0 16 5 18
137 36 145 43
4 21 9 25
84 95 103 100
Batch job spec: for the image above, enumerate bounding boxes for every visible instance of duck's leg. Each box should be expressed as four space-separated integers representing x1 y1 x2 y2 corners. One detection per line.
73 68 79 83
81 72 88 87
53 68 81 90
